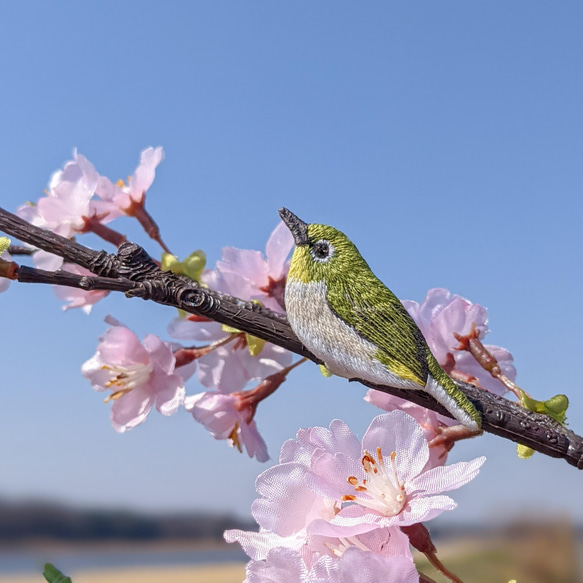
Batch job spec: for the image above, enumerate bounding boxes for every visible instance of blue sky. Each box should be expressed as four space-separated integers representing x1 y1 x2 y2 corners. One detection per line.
0 2 582 526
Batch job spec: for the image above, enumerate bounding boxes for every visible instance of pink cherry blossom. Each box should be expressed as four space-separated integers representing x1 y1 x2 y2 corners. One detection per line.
204 220 293 313
325 546 419 583
169 316 292 393
167 222 294 393
92 146 164 217
225 460 339 563
364 391 453 468
16 151 113 269
403 288 516 395
36 150 98 235
225 419 424 570
184 391 269 462
244 546 419 583
53 264 109 314
82 319 194 432
302 412 485 538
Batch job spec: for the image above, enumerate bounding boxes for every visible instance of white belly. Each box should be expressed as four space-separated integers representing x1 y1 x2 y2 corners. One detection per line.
285 278 421 390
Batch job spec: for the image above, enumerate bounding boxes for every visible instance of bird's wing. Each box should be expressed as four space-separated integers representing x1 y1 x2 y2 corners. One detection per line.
327 278 429 386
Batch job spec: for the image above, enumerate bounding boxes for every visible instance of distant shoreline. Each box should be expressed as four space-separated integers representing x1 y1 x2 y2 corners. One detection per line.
0 538 234 554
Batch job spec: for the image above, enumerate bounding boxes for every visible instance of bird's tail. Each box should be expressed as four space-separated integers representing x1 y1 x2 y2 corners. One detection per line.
425 352 482 431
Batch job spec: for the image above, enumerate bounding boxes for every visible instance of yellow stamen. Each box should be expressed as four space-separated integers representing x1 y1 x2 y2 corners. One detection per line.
228 422 243 453
104 389 132 403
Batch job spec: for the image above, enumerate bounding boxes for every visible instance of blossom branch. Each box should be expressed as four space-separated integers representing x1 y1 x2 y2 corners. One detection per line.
124 196 172 254
81 216 127 248
454 325 527 399
1 205 582 469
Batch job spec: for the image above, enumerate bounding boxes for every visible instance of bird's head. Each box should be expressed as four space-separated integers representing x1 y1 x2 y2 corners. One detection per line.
279 207 370 285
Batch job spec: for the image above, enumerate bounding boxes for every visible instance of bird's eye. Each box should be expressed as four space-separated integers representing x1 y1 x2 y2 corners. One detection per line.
311 239 334 263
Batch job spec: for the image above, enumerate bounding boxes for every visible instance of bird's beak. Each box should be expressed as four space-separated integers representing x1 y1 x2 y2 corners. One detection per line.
279 208 309 246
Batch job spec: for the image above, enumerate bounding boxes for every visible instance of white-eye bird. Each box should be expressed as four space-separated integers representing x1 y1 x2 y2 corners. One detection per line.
279 207 481 430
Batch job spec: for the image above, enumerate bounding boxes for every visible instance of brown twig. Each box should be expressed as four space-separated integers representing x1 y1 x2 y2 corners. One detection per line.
454 324 528 399
7 245 33 255
123 195 172 254
81 216 127 248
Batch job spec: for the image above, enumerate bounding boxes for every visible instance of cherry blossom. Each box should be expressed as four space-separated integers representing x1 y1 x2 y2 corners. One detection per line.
16 150 114 269
184 391 269 462
225 459 339 563
300 412 485 538
90 146 164 219
115 146 163 209
167 221 294 393
364 392 454 468
53 264 109 314
403 288 516 395
226 417 428 570
244 546 419 583
209 220 293 313
36 150 98 235
17 148 164 263
82 319 194 432
169 316 292 393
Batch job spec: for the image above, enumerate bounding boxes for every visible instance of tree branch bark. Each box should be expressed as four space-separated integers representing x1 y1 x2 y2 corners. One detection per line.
1 205 582 469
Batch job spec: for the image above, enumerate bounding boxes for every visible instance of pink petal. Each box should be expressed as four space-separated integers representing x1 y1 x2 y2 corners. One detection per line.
34 250 64 271
129 146 164 200
219 248 269 289
197 347 251 392
245 548 307 583
81 354 112 390
333 547 419 583
407 456 486 497
279 435 313 466
240 420 270 462
224 528 304 561
265 221 294 280
152 373 185 416
167 317 226 342
307 513 380 538
417 288 452 321
99 325 149 365
308 420 361 461
142 334 176 374
110 387 155 433
307 450 364 501
361 412 429 482
253 463 323 535
187 392 241 438
396 494 457 525
89 198 124 223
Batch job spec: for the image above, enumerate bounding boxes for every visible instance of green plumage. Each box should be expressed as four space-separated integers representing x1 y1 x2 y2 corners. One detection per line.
281 209 482 430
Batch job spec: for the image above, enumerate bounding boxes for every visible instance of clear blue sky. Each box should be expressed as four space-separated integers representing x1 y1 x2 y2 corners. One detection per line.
0 2 582 526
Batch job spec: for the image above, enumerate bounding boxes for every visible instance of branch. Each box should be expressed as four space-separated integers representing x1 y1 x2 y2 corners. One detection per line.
1 205 582 469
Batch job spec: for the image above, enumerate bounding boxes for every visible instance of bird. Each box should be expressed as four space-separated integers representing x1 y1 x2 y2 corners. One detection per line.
278 207 481 430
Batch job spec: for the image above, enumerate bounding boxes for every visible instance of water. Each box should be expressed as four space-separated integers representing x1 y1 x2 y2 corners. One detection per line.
0 546 247 575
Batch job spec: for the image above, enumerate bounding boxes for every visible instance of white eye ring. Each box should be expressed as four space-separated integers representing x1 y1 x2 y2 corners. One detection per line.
311 239 335 263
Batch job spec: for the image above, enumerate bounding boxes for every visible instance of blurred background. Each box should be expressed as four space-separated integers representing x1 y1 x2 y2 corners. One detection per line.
0 2 581 581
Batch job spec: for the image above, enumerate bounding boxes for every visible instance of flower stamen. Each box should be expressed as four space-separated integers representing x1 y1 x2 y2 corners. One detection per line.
228 422 243 453
101 362 153 394
324 535 371 557
342 447 406 516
